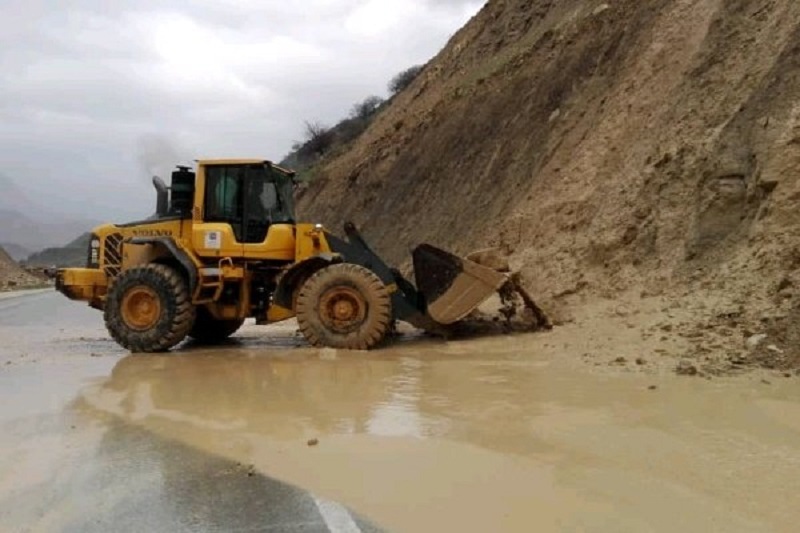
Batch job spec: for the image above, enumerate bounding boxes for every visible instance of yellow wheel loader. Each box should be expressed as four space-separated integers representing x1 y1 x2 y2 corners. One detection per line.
56 160 544 352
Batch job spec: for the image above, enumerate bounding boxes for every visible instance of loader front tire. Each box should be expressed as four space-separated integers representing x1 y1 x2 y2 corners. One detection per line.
296 263 392 350
188 307 244 344
104 264 195 353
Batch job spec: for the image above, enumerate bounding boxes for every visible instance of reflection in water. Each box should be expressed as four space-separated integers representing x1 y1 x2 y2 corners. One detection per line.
77 334 800 532
83 336 561 450
86 345 458 442
368 358 425 437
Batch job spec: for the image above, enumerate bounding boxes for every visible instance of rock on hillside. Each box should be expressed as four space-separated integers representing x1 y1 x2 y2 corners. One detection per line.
0 246 43 290
0 243 31 262
298 0 800 369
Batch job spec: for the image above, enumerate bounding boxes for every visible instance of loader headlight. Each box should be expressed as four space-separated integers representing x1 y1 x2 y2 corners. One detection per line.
87 235 101 268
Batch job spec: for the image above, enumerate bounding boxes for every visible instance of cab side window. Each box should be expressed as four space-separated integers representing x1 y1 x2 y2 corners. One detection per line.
205 166 244 240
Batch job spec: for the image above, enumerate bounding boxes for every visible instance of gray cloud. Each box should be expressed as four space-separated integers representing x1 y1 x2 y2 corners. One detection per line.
0 0 483 221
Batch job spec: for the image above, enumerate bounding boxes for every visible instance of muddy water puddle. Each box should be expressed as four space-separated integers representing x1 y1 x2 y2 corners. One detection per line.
77 330 800 532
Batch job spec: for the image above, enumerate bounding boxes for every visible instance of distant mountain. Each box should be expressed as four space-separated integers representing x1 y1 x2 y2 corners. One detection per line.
0 172 100 253
0 243 32 262
25 233 91 268
0 208 97 252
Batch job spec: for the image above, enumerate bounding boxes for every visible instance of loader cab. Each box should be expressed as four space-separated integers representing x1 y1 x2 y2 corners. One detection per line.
192 160 297 261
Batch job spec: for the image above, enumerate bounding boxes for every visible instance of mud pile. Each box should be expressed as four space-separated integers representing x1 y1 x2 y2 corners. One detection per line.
298 0 800 370
0 246 43 290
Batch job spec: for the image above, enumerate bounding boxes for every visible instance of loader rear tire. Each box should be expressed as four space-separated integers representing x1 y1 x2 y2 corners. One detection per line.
104 264 195 353
188 307 244 344
296 263 392 350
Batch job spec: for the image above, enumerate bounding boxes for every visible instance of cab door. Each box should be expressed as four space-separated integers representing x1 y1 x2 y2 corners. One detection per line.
192 165 245 258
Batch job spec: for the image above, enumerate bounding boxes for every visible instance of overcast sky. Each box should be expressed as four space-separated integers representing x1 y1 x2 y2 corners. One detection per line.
0 0 483 221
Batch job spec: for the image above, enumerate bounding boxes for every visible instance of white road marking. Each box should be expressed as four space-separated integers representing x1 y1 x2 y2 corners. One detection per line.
313 495 363 533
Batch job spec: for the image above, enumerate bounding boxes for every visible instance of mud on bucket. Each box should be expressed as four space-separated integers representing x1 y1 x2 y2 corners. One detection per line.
412 244 509 325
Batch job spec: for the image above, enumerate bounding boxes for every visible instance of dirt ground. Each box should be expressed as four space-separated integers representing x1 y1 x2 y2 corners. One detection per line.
444 282 799 378
297 0 800 372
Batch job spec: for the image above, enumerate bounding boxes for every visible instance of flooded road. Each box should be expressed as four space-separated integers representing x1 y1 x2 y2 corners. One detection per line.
2 292 800 531
0 292 379 532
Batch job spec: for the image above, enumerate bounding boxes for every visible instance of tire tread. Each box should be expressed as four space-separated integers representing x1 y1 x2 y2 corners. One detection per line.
296 263 392 350
104 264 195 353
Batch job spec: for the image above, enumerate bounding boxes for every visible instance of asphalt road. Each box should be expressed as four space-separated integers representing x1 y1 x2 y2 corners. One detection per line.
0 291 380 533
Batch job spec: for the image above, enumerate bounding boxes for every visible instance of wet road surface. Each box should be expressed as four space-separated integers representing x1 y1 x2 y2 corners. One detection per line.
2 291 800 532
0 292 379 532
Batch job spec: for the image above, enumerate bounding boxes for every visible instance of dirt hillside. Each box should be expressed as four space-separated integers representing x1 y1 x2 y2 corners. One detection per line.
298 0 800 372
0 246 43 290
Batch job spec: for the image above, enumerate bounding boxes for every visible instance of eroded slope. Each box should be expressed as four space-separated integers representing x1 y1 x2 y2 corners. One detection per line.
299 0 800 369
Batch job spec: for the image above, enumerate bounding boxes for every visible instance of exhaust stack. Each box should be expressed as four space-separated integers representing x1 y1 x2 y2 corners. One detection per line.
152 176 169 216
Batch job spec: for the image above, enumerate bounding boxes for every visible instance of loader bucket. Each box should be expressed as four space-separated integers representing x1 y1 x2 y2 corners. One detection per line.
412 244 509 325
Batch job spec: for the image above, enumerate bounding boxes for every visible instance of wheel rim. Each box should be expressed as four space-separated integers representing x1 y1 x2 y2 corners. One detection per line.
120 286 162 331
319 286 367 334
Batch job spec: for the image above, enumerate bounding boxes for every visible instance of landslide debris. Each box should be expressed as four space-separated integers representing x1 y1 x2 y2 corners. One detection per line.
0 246 44 291
297 0 800 371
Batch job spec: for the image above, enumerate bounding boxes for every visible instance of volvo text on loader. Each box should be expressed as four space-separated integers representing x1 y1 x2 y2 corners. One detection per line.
56 160 539 352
